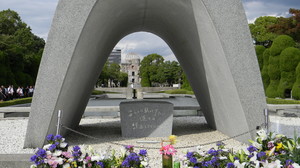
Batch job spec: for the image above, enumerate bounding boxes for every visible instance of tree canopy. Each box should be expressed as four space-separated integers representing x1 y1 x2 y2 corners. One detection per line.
0 9 45 86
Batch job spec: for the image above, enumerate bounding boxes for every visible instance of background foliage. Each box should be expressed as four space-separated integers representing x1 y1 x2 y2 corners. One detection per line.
0 9 45 86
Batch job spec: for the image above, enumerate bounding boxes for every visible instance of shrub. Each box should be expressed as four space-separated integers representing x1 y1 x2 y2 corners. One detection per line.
266 80 279 98
280 47 300 72
292 63 300 100
263 49 271 66
266 98 300 104
0 97 32 107
268 56 281 80
164 89 194 95
277 71 295 98
255 45 266 70
261 66 270 92
91 90 105 95
270 35 295 56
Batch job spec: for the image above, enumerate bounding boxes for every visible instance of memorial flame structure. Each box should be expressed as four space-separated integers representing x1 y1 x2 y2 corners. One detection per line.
24 0 267 148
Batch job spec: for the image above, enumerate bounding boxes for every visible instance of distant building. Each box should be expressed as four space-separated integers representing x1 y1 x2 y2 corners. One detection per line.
121 53 141 86
108 49 121 64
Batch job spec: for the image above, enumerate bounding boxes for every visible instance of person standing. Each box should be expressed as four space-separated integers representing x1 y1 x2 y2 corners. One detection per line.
7 85 14 100
0 88 6 101
17 86 24 98
28 86 34 97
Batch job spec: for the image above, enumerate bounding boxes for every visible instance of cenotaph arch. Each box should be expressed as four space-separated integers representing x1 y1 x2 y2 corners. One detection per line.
24 0 266 147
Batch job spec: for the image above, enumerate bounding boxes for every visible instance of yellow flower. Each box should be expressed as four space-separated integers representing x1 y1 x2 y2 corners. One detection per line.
169 135 177 145
276 143 284 151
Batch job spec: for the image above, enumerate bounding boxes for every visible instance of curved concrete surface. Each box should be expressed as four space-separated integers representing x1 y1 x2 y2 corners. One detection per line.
25 0 266 147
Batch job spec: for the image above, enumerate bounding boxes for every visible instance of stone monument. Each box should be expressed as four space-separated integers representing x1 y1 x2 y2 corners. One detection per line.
24 0 267 148
120 101 173 137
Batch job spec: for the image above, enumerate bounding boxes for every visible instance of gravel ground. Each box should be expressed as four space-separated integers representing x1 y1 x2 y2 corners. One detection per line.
0 115 299 167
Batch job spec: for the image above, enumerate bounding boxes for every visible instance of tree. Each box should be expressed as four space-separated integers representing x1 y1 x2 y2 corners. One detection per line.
268 8 300 43
163 61 183 86
139 54 164 87
255 45 266 70
266 35 295 98
0 9 45 86
277 47 300 97
97 62 128 87
249 16 279 47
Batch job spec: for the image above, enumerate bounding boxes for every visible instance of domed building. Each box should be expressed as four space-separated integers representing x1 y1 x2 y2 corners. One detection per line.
121 53 141 86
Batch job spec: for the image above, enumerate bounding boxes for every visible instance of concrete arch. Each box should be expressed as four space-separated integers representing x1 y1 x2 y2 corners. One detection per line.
25 0 266 148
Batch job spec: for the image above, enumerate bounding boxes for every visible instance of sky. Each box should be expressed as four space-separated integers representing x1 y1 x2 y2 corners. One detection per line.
0 0 299 62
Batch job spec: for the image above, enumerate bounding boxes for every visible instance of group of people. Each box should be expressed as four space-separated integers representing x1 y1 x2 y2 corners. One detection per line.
0 85 34 101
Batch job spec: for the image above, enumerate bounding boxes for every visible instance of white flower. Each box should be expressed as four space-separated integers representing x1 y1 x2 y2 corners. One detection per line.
141 161 148 166
63 163 71 168
196 146 203 152
52 150 62 157
252 142 262 150
219 156 227 160
222 149 229 152
250 152 257 162
60 142 68 148
55 157 64 165
30 165 37 168
257 129 267 140
234 160 246 168
261 160 282 168
43 144 51 150
292 163 300 168
91 155 101 162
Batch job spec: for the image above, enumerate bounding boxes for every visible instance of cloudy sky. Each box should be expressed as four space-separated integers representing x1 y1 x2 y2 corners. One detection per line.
0 0 299 61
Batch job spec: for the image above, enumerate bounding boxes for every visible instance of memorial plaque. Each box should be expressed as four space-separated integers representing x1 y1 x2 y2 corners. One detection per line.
120 101 173 137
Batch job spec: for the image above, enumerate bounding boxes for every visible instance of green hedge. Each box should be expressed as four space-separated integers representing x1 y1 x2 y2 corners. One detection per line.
277 71 295 98
164 89 194 95
261 49 271 92
292 63 300 100
255 45 266 70
280 47 300 72
270 35 295 56
268 56 281 80
266 98 300 104
91 90 105 95
266 80 280 98
0 97 32 107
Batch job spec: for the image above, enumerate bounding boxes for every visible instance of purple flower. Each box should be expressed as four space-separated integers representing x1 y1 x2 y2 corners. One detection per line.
257 151 266 159
30 155 37 162
46 134 54 141
49 144 56 151
216 141 225 146
247 145 257 153
286 159 294 165
234 157 239 160
267 141 274 149
189 157 197 164
139 149 147 156
97 161 104 168
125 145 134 151
227 162 234 168
207 148 218 156
54 134 63 140
186 152 194 159
73 145 80 151
36 148 47 158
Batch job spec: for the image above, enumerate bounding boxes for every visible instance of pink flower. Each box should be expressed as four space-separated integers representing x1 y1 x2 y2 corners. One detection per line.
62 152 72 158
160 144 177 155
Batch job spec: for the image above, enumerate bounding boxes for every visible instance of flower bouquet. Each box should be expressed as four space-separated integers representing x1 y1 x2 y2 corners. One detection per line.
160 135 178 168
30 134 148 168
